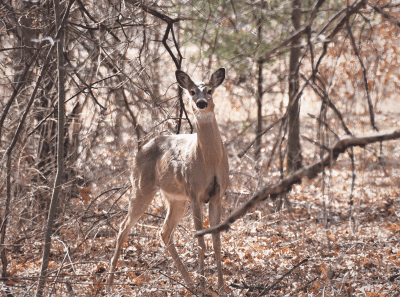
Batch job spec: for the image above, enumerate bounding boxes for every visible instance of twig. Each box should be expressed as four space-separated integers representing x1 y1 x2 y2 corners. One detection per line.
296 276 319 293
258 258 309 296
69 21 147 30
84 185 130 215
158 270 199 296
346 20 378 132
230 280 265 291
75 0 120 42
300 73 352 136
257 0 337 64
160 23 191 134
1 30 59 289
28 109 56 136
348 147 356 233
307 113 340 140
120 84 144 148
63 54 106 110
65 74 120 104
301 135 330 151
0 44 43 144
238 118 283 158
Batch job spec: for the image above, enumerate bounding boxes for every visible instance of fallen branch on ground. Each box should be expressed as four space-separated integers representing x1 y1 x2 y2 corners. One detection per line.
195 128 400 237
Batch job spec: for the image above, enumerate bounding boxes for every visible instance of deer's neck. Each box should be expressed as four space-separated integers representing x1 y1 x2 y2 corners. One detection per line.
195 114 225 164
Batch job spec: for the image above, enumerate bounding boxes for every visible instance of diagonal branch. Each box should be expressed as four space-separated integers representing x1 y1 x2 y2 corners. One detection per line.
195 128 400 237
315 0 367 73
0 45 42 144
256 0 368 83
258 258 309 296
300 73 352 136
346 20 378 132
367 1 400 27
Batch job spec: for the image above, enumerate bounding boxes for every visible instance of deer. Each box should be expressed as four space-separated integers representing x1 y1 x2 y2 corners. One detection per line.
106 68 229 293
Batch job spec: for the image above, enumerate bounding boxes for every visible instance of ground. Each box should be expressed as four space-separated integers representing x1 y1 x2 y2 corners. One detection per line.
2 110 400 297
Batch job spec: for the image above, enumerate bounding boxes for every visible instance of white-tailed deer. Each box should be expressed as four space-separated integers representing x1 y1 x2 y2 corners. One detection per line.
106 68 229 293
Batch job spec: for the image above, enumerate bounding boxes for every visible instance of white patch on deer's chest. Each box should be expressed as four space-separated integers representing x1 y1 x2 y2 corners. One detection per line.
197 112 214 122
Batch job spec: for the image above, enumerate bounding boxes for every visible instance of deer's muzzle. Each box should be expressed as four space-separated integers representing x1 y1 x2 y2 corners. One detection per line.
196 99 208 109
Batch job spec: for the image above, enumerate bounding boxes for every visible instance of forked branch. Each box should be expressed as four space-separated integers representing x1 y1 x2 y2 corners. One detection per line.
125 0 193 133
195 128 400 237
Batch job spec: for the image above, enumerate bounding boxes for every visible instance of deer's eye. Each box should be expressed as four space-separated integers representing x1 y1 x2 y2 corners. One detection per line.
190 90 195 96
207 89 212 95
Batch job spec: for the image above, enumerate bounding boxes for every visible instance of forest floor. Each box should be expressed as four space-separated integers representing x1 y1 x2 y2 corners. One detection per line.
2 110 400 297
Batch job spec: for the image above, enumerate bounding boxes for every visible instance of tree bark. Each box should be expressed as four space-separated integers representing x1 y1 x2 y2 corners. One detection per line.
287 0 303 172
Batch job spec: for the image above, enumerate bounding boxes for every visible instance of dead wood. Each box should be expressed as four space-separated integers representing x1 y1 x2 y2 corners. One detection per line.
195 128 400 237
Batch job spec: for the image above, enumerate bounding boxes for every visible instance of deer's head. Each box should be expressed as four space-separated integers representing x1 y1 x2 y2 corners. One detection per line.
176 68 225 119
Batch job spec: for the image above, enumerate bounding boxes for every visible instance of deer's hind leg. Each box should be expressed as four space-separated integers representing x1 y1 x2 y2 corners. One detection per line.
160 195 194 288
106 186 156 291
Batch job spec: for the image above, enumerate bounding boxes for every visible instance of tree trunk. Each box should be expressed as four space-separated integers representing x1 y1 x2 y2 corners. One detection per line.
1 5 38 294
35 0 66 294
33 4 58 212
255 2 264 158
287 0 303 172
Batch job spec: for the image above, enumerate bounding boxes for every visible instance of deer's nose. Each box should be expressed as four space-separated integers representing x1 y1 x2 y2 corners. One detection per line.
196 99 208 109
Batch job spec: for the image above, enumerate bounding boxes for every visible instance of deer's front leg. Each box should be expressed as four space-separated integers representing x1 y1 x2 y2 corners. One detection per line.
209 196 225 293
192 199 206 290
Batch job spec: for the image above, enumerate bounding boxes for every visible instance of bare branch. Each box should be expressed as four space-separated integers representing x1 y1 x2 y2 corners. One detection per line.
258 0 326 63
346 20 378 131
124 0 193 134
195 128 400 237
367 1 400 28
258 258 309 296
127 1 193 23
75 0 121 42
0 46 42 143
1 36 57 297
238 118 283 158
300 73 352 135
315 0 367 72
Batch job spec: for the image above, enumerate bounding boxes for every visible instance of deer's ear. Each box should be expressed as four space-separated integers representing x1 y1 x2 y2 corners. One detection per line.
176 70 195 90
209 68 225 88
